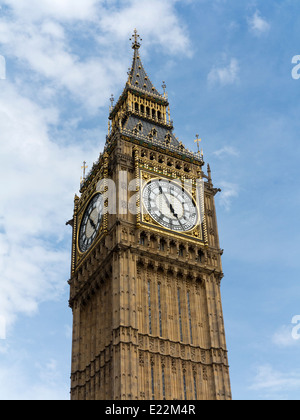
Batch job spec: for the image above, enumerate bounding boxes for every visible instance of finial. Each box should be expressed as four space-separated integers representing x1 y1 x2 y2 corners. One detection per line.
110 94 114 111
162 81 169 99
81 161 88 184
194 134 202 154
207 164 212 184
130 29 142 49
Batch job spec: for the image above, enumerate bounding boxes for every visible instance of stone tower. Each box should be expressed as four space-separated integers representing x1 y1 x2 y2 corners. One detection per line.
68 31 232 401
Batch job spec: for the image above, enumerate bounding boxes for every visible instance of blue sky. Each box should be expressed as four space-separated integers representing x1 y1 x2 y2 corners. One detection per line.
0 0 300 400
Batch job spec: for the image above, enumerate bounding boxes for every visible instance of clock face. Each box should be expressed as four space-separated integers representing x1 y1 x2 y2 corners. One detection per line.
78 194 104 253
142 179 199 232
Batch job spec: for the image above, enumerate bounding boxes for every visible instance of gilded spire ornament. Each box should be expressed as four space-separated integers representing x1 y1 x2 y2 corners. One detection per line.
194 134 202 154
130 29 142 50
80 161 88 184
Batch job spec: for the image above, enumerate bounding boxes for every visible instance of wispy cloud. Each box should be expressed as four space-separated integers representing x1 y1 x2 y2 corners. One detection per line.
248 10 270 36
250 364 300 399
213 146 240 158
208 58 239 86
218 181 239 211
272 324 300 348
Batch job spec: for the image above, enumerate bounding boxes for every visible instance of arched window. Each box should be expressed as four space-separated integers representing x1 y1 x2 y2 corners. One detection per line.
140 232 147 246
159 239 166 252
198 249 204 263
179 245 185 257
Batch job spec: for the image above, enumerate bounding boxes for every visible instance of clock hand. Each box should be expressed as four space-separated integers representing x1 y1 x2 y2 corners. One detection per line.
158 184 185 229
88 215 97 230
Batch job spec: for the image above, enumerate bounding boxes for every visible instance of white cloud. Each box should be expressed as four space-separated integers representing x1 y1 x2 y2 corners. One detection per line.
208 58 239 86
248 11 270 36
0 80 102 329
0 0 191 113
272 324 300 348
213 146 240 158
0 354 69 400
2 0 101 22
97 0 191 56
217 181 239 211
250 364 300 398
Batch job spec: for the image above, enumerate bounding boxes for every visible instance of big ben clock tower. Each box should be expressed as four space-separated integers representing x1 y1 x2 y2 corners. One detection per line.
68 31 232 401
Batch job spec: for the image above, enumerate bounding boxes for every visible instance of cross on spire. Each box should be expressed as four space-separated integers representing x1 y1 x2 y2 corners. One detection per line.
130 29 142 49
194 134 202 153
81 161 88 181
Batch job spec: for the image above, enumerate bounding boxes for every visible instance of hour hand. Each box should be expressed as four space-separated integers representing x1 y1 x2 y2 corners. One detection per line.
88 216 96 230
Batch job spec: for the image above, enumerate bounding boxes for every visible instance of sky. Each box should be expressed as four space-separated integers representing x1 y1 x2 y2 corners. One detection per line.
0 0 300 400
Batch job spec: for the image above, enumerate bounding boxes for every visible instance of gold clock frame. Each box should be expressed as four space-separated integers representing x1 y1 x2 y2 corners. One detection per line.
74 192 107 269
138 168 205 243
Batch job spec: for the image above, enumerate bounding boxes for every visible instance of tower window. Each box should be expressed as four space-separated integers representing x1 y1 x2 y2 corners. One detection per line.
198 249 204 263
187 291 193 344
183 373 187 400
151 366 155 400
140 233 146 246
193 374 198 400
167 159 173 167
177 288 183 342
159 239 166 252
165 134 171 147
158 283 163 337
148 281 152 335
179 245 184 257
162 365 166 400
135 102 139 112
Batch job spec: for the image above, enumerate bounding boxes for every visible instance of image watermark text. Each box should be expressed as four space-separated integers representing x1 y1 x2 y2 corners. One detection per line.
292 55 300 80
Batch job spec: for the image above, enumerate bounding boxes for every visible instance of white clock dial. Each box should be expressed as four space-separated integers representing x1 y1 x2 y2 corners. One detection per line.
142 179 199 232
78 194 104 253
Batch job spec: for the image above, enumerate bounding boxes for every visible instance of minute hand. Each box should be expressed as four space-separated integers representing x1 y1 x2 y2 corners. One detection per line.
158 185 184 229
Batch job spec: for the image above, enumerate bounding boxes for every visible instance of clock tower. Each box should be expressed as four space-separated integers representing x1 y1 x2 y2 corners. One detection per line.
68 31 232 401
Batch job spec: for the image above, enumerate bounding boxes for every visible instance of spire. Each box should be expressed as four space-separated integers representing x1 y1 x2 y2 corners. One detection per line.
127 29 163 98
207 164 213 186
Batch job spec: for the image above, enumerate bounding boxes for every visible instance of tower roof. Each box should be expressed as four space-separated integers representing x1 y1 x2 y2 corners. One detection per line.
127 29 162 98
